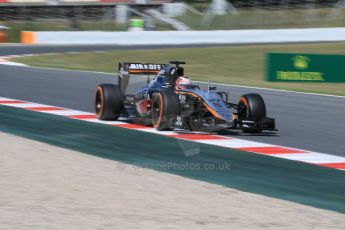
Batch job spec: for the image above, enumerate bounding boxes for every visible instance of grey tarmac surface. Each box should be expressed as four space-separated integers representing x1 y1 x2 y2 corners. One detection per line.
1 63 344 157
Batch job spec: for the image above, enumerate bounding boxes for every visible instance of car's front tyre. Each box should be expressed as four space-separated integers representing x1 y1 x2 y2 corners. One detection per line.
238 93 266 133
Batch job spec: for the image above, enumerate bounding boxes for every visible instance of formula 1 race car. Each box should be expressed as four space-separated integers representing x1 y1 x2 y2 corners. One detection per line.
94 61 276 133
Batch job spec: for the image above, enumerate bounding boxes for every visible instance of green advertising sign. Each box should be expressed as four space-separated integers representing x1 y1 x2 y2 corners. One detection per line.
266 53 345 83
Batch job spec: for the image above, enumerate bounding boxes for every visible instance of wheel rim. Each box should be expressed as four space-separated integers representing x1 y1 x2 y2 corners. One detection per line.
238 97 249 119
152 94 162 127
189 117 200 131
238 102 248 119
95 88 103 116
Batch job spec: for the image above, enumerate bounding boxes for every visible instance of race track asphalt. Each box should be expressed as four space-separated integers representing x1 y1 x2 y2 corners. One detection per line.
0 45 344 157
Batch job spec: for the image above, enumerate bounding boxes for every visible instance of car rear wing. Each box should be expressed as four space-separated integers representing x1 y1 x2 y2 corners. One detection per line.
118 62 169 94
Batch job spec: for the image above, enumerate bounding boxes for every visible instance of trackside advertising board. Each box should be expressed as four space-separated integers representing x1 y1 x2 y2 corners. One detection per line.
266 53 345 83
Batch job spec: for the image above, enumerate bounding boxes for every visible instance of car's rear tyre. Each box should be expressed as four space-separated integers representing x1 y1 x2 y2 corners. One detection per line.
151 91 179 131
238 93 266 133
95 84 123 120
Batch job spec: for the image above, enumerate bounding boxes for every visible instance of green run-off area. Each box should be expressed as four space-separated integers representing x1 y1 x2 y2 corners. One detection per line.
1 105 344 213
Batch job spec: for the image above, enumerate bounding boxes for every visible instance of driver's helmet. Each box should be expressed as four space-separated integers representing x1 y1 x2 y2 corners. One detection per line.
175 76 192 90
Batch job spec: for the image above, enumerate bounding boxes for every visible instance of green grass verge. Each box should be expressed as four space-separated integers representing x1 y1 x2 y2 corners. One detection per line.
12 42 345 96
1 105 345 213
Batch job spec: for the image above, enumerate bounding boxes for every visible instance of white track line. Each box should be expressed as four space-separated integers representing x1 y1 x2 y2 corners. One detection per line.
194 81 345 99
197 139 274 148
274 152 345 164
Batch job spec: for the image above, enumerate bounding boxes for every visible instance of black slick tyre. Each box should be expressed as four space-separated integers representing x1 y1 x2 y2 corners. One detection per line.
238 93 266 133
94 84 123 120
151 91 179 131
